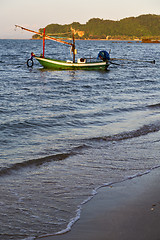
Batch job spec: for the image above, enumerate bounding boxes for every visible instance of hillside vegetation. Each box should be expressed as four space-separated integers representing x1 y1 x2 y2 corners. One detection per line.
32 14 160 40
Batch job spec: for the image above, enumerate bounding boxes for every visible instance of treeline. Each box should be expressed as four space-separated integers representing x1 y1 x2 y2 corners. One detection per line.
32 14 160 40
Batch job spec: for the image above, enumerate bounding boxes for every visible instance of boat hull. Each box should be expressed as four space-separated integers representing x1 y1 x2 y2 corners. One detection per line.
35 57 109 70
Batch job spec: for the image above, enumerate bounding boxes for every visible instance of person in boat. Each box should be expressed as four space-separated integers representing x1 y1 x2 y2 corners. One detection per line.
97 51 110 61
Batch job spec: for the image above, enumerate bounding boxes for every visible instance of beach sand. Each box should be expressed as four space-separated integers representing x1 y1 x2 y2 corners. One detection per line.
37 168 160 240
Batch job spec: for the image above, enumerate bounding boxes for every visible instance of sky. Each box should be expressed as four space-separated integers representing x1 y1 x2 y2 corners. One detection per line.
0 0 160 39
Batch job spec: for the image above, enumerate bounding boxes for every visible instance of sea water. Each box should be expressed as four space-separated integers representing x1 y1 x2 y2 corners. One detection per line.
0 39 160 239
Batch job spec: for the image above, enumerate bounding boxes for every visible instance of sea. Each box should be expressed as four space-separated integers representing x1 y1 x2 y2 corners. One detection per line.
0 39 160 240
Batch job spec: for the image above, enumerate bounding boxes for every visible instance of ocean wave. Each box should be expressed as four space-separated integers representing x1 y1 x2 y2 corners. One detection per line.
1 122 159 176
0 144 89 177
148 103 160 109
0 152 74 177
89 122 160 142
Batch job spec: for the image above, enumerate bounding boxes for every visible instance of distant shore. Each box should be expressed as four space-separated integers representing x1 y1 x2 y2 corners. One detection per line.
31 37 160 43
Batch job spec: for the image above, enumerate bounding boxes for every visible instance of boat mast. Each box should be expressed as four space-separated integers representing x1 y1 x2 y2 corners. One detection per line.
72 30 76 63
43 28 45 58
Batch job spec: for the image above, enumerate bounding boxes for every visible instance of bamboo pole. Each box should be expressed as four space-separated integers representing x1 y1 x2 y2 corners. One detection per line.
43 28 45 58
72 31 75 63
110 58 155 64
15 25 72 46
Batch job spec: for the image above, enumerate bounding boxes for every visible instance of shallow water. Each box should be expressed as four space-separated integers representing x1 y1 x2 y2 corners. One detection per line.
0 39 160 239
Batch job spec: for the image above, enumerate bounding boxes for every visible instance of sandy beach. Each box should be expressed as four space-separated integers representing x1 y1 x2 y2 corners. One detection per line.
36 168 160 240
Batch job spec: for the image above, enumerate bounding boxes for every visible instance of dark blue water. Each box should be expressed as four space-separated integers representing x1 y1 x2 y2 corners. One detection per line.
0 39 160 240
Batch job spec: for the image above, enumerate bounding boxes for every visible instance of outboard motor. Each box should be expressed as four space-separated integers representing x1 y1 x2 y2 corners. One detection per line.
97 51 110 61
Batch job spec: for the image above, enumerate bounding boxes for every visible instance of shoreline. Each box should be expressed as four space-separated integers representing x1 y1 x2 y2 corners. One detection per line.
31 38 160 43
36 167 160 240
1 39 159 43
29 38 160 44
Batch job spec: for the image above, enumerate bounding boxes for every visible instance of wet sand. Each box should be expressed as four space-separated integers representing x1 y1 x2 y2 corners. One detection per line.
37 168 160 240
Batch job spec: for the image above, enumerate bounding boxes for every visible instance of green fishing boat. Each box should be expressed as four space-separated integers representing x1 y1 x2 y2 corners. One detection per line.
33 56 109 70
15 25 110 70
